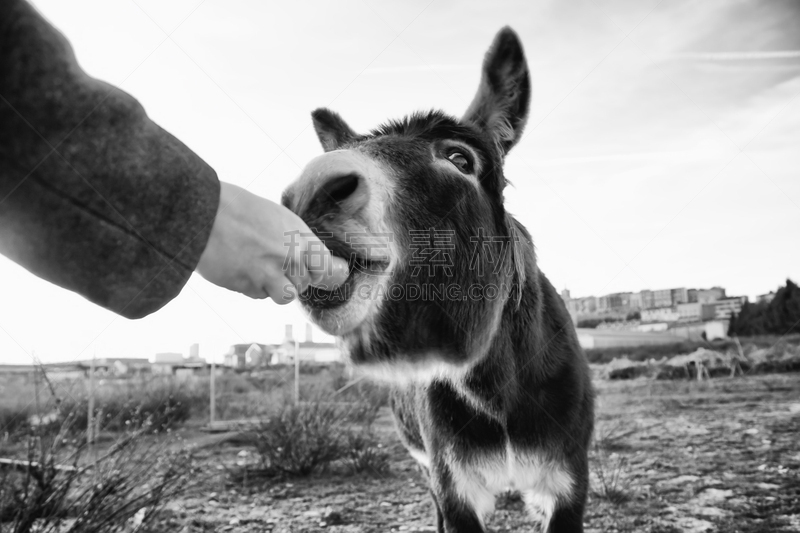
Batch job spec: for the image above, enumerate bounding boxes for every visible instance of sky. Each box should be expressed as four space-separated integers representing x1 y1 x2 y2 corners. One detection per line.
1 0 799 364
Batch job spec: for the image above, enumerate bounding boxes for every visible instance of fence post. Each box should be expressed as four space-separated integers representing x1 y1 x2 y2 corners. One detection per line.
294 339 300 404
87 355 95 446
95 407 102 444
210 358 216 424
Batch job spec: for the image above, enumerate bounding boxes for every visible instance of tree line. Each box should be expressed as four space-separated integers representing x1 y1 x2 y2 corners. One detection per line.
728 279 800 337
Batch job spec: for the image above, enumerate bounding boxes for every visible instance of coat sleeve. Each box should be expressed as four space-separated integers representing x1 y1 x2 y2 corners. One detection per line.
0 0 221 319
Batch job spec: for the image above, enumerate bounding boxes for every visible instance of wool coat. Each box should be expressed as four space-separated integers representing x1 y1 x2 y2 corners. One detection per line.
0 0 220 319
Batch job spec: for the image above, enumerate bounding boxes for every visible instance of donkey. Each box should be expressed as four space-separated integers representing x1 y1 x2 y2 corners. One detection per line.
283 27 594 532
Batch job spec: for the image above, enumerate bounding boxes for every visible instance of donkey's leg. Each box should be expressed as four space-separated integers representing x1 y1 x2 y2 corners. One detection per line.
429 489 485 533
427 463 492 533
521 491 584 533
521 489 557 533
547 499 585 533
428 490 446 532
524 459 588 533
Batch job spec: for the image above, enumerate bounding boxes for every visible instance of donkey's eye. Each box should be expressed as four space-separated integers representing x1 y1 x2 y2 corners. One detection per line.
447 151 473 174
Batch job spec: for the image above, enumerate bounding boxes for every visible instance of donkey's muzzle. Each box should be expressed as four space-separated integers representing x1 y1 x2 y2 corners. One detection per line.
318 173 360 205
284 150 374 223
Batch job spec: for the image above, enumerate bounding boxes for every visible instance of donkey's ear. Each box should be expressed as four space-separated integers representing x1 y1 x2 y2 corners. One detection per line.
311 108 358 152
462 27 530 155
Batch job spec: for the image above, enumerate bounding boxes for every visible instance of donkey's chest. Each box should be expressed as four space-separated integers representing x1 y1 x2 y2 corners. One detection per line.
450 443 572 493
430 442 574 521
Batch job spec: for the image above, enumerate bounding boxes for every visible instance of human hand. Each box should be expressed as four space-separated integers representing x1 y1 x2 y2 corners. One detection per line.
196 182 349 304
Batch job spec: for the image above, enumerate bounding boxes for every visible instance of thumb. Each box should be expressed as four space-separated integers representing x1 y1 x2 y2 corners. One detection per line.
308 253 349 288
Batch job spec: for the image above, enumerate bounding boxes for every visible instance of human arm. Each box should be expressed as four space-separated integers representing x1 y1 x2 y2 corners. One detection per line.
0 0 346 317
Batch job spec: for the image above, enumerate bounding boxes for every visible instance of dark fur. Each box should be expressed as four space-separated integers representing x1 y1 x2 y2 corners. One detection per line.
287 28 594 532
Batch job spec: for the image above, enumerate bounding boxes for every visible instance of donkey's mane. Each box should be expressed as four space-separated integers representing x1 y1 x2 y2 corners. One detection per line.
370 110 485 147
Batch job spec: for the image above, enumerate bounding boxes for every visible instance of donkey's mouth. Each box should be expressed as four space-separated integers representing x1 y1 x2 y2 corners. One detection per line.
300 248 390 311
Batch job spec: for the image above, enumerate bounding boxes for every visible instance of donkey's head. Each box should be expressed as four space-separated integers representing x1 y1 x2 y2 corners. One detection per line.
284 27 532 380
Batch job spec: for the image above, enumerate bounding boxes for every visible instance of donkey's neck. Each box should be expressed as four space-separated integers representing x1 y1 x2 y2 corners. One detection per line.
459 243 581 418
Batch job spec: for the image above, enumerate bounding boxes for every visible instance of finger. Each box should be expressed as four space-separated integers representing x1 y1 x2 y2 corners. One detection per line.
303 241 350 287
264 274 295 305
282 246 314 296
315 255 349 287
287 270 312 297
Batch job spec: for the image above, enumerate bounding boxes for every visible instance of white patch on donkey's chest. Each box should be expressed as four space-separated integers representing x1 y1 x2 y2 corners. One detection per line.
447 444 574 527
358 355 472 385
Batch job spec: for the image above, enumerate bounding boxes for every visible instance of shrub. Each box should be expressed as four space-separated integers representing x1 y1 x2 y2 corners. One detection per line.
61 380 203 434
0 415 197 533
342 431 390 475
0 404 33 439
245 391 391 479
339 398 381 430
591 419 635 505
593 419 636 453
251 401 346 476
591 451 631 505
329 364 350 391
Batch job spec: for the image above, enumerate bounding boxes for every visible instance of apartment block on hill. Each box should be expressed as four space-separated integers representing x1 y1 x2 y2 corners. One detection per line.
712 296 746 320
677 302 717 322
561 285 745 330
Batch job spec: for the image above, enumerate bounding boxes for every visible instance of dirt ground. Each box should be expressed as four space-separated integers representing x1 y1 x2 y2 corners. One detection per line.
159 373 800 533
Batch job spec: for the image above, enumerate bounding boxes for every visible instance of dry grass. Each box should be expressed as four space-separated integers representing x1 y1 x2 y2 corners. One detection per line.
0 416 197 533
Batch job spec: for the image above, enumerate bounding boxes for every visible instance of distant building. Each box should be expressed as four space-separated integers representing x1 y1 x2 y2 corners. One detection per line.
696 287 726 304
612 292 633 312
69 358 150 376
153 351 206 375
594 292 633 313
271 324 340 365
224 343 273 369
653 289 673 309
569 296 597 314
704 320 729 341
641 306 680 323
713 296 747 320
756 292 776 304
676 302 717 322
102 358 149 375
222 325 341 368
629 292 643 309
648 287 689 308
557 285 732 320
154 352 183 364
639 290 655 309
669 320 729 342
671 288 688 305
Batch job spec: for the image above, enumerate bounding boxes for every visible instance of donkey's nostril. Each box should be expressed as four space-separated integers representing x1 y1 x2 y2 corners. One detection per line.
321 173 360 204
